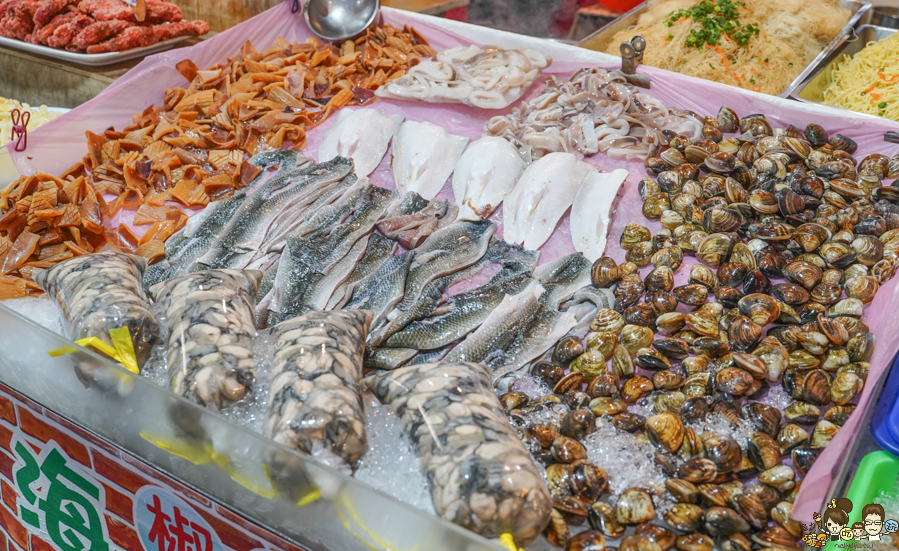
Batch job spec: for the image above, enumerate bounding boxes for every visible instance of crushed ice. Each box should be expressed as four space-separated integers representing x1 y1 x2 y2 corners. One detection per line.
3 296 64 335
354 401 436 515
584 418 674 513
758 385 793 411
688 412 754 451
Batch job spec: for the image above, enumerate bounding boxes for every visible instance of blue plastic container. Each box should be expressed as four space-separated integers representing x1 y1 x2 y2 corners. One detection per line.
871 352 899 455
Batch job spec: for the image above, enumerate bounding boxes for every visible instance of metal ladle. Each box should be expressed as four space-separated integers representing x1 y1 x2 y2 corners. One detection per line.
304 0 381 42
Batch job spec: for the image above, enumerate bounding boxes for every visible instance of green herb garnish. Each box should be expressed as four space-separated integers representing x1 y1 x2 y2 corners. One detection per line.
750 78 756 84
879 101 888 108
665 0 760 48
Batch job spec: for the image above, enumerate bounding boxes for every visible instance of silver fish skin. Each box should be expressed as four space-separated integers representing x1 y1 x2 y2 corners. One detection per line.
326 233 397 310
198 156 354 268
364 362 552 544
533 252 593 309
443 281 544 364
270 184 393 320
268 310 372 472
407 346 452 365
149 269 263 410
394 220 496 311
363 347 417 370
36 252 160 369
301 234 370 312
487 303 578 372
384 270 533 350
147 152 312 285
345 251 414 328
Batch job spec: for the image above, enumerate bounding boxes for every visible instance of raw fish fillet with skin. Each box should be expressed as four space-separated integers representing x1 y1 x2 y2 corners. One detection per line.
570 169 629 262
318 108 405 177
452 136 525 221
391 120 468 200
502 152 593 251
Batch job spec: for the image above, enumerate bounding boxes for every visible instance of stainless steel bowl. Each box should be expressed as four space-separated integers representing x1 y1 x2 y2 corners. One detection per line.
304 0 380 42
790 24 897 110
873 6 899 29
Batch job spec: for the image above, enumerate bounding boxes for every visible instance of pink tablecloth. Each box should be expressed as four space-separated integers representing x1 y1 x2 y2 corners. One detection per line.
9 0 899 526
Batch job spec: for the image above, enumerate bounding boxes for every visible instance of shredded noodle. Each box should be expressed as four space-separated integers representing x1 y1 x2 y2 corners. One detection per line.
821 32 899 119
603 0 850 95
0 97 62 148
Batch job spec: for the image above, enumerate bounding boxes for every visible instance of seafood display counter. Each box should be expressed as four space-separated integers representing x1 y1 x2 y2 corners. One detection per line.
4 4 899 551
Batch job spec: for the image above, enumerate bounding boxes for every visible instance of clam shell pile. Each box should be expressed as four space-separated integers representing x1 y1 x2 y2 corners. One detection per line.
501 110 897 551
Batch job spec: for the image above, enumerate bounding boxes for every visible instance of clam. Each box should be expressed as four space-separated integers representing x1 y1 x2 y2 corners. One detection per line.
717 106 739 132
852 236 884 266
747 431 781 470
569 460 608 502
527 424 560 448
666 478 700 504
743 403 781 437
672 284 709 306
697 233 734 268
676 534 714 551
732 353 768 380
620 535 662 551
753 339 790 381
587 372 620 398
791 445 821 476
533 361 565 386
648 291 679 316
782 261 822 290
657 171 683 193
847 332 875 362
771 283 810 305
612 412 646 432
621 225 652 252
745 482 780 511
621 376 654 403
612 345 636 378
645 412 684 453
685 310 719 338
560 410 596 440
706 151 737 173
715 367 754 396
733 493 767 530
546 508 570 548
643 195 670 220
769 502 801 538
625 302 656 327
688 264 719 290
679 396 710 423
591 309 625 333
819 242 857 268
705 435 742 473
588 502 625 538
650 391 686 414
665 503 705 532
784 401 821 425
635 347 671 371
825 404 855 425
717 262 749 288
653 370 685 390
810 419 839 449
653 246 684 269
552 436 588 464
589 397 628 416
831 371 863 405
751 525 801 549
554 335 585 365
829 133 857 153
676 458 717 483
546 463 574 498
828 298 864 317
704 506 750 536
678 427 706 461
554 372 585 395
759 465 796 492
626 241 655 266
683 373 712 398
738 294 780 326
587 331 618 359
616 488 655 525
844 275 879 303
776 423 809 453
818 314 850 346
636 523 676 551
721 534 753 551
645 266 675 293
500 391 528 410
566 530 605 551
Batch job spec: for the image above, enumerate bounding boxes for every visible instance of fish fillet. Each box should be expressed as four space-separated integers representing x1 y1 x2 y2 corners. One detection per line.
452 136 525 221
502 152 593 250
570 169 628 261
391 120 468 200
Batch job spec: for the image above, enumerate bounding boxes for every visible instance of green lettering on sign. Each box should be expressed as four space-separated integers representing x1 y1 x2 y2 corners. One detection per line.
12 437 110 551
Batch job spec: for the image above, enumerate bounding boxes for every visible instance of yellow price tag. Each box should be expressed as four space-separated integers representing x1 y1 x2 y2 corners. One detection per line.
48 327 139 374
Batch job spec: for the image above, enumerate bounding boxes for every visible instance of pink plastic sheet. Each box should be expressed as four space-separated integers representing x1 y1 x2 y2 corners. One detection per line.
9 0 899 526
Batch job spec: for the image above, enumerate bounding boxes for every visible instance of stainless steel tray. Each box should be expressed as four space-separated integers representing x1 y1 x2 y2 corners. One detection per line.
790 24 897 111
576 0 872 98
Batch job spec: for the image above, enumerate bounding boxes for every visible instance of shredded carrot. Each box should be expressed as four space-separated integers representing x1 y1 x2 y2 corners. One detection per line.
714 45 729 70
877 72 899 82
733 71 742 82
865 83 877 94
871 93 883 100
